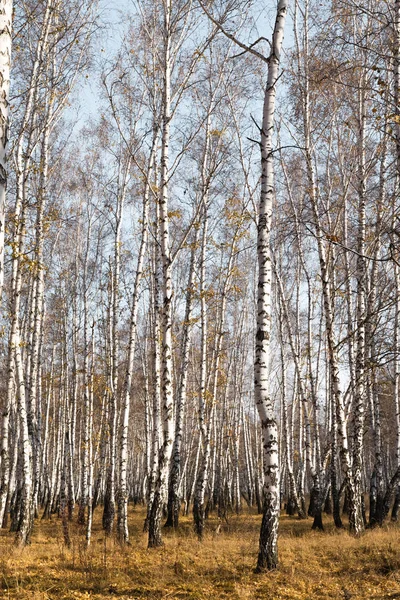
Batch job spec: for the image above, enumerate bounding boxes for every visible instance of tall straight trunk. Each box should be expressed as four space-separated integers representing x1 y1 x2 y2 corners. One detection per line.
10 151 31 545
391 0 400 522
277 298 304 519
302 50 357 540
147 0 217 545
330 418 343 525
60 414 71 546
14 302 32 546
294 0 362 533
367 123 386 526
144 232 162 532
148 19 174 542
233 403 241 514
28 79 53 518
60 317 71 545
393 263 400 521
254 0 287 571
395 0 400 185
78 217 92 528
243 407 255 507
41 351 53 510
102 275 117 533
103 156 130 535
342 195 356 398
8 0 53 547
0 360 10 525
68 295 78 520
166 228 198 528
305 278 324 530
281 156 324 526
86 324 95 546
93 388 108 510
192 201 208 532
143 352 151 497
351 75 367 536
117 135 156 543
186 429 201 514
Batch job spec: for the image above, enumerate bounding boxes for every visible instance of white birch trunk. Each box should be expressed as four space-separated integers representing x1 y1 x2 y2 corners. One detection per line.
350 77 367 536
144 231 162 532
166 227 198 527
254 0 287 571
117 135 156 543
148 0 174 547
104 156 130 535
391 0 400 522
277 298 304 519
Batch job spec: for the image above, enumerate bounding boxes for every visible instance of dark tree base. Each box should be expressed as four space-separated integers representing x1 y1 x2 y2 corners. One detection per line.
311 509 324 531
255 504 279 572
193 498 205 540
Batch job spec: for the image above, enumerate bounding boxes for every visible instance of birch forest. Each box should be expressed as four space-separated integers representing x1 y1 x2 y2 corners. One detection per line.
2 0 400 597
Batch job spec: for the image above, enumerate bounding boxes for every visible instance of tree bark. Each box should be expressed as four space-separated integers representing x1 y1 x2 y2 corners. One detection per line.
254 0 288 571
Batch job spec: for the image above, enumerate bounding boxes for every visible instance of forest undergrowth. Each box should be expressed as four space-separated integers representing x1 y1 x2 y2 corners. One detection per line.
0 506 399 600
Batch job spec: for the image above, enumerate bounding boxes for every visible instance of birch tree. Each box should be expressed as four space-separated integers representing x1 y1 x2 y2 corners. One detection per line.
253 0 288 571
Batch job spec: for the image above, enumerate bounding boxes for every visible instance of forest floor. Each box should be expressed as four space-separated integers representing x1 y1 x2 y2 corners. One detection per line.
0 506 400 600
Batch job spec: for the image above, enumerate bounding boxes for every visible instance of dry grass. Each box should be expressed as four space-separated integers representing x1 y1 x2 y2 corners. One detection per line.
1 507 400 599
